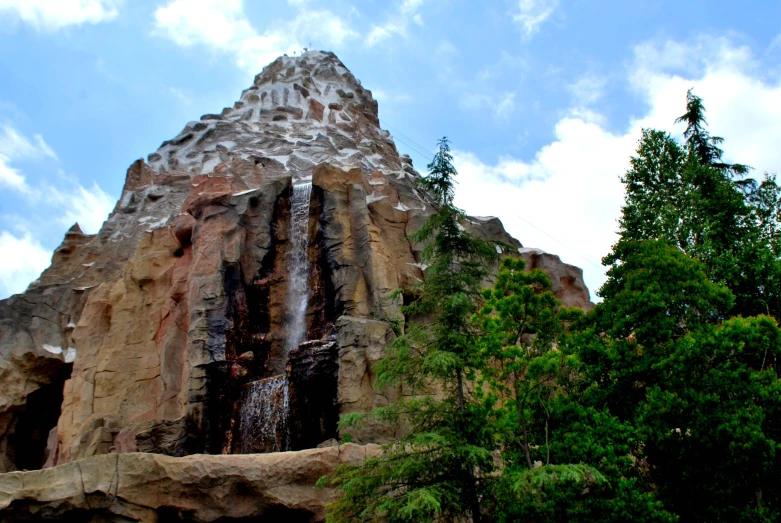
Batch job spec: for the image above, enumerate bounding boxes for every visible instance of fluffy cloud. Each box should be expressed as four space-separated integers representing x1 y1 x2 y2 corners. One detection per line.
153 0 358 73
0 230 52 297
453 118 632 298
0 0 120 30
0 122 114 298
366 0 427 47
0 124 57 193
50 183 115 234
513 0 558 39
453 36 781 298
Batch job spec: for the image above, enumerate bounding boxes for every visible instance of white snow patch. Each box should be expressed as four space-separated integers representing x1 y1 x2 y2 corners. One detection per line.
144 217 169 231
66 322 77 329
366 193 387 205
495 245 503 254
42 344 63 355
394 202 411 212
407 262 429 271
64 348 77 363
519 247 546 255
233 189 258 196
201 157 222 174
475 216 497 222
81 262 94 267
119 192 134 209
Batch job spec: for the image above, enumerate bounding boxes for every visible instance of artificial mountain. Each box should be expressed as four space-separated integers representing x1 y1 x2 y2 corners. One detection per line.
0 51 591 522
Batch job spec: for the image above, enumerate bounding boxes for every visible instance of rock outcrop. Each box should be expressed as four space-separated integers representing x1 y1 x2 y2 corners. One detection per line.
0 443 380 522
0 50 592 520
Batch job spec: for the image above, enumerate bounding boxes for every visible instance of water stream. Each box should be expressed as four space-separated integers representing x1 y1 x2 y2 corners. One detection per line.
238 181 313 454
285 182 313 355
239 375 290 453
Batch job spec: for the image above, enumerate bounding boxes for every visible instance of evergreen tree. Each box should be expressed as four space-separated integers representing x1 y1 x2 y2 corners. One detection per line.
327 138 498 522
478 257 673 523
582 239 781 521
618 92 781 318
675 88 750 180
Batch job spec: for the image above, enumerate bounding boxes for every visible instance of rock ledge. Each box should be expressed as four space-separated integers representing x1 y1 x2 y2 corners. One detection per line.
0 444 380 522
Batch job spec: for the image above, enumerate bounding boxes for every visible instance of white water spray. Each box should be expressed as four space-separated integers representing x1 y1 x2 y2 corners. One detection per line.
286 182 313 354
239 375 290 453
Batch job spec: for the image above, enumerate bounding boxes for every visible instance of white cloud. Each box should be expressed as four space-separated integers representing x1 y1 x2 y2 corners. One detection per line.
0 0 120 30
453 36 781 299
0 160 28 193
0 122 114 298
0 124 41 159
372 89 413 104
568 73 607 106
50 183 114 234
400 0 425 15
0 124 58 194
495 93 516 120
0 230 51 297
365 0 427 47
459 92 517 122
453 119 631 298
366 24 403 47
513 0 558 39
153 0 358 74
478 51 527 82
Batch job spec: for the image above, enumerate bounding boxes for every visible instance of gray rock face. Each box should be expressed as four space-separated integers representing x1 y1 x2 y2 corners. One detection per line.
0 50 593 521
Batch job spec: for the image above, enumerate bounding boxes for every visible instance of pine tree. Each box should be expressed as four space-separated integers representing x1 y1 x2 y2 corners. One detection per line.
582 239 781 521
675 88 750 180
327 138 498 522
618 91 781 318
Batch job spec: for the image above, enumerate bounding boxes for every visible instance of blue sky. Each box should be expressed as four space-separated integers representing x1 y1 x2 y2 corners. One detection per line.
1 0 780 299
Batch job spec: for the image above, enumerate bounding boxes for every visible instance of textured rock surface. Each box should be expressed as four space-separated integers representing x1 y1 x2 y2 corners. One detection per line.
0 443 380 522
0 50 592 521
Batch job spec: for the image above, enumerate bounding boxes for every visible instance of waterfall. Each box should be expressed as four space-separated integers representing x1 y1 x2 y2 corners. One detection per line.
239 376 290 453
238 182 312 454
286 182 313 354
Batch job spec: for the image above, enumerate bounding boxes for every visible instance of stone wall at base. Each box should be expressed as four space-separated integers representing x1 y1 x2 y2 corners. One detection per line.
0 443 381 522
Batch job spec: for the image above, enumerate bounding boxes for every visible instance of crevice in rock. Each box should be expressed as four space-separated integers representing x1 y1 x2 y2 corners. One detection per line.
6 360 73 471
307 185 342 341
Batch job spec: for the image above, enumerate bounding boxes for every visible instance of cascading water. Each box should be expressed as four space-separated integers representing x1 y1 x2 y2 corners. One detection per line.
239 375 290 453
286 182 313 354
238 181 313 454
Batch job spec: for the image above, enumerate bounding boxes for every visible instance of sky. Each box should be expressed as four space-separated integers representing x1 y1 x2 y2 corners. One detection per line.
0 0 780 300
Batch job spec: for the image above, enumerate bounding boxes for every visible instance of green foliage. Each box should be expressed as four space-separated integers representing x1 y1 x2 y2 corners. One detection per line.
675 88 750 178
477 257 571 469
328 138 498 523
329 91 781 522
638 315 781 521
618 93 781 318
583 235 781 520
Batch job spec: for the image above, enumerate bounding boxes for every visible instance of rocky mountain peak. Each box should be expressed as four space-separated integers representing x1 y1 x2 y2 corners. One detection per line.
0 50 592 522
146 49 392 184
251 50 376 116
